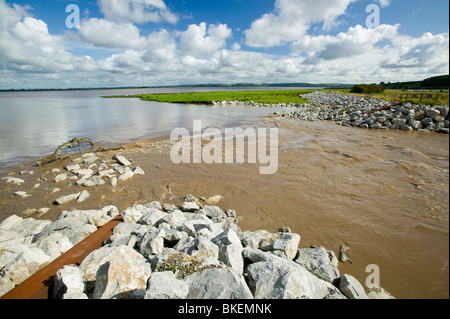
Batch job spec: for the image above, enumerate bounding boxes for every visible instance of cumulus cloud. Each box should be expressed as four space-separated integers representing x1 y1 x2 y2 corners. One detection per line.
78 18 148 49
98 0 178 24
178 22 232 56
244 0 356 47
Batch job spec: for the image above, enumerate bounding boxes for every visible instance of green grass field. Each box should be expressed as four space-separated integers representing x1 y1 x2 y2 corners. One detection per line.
105 89 317 104
105 88 449 106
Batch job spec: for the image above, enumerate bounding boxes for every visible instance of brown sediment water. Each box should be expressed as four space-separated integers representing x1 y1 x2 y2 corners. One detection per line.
0 116 448 299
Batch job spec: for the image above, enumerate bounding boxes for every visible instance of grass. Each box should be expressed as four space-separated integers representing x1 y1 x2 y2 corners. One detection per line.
104 88 449 106
104 89 317 104
323 88 449 106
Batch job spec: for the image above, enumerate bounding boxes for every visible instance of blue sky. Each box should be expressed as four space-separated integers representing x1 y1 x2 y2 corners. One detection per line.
0 0 448 89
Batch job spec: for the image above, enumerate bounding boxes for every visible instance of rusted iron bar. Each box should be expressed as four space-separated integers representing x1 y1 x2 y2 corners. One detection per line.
1 216 123 300
366 102 402 115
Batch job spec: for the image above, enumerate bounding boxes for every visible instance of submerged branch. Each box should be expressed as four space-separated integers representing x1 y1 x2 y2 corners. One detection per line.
37 137 94 166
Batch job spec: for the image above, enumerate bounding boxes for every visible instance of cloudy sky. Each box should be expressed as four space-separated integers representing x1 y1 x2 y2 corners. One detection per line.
0 0 448 89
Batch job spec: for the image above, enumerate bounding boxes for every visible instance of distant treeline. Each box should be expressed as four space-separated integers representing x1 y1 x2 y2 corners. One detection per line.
381 75 449 90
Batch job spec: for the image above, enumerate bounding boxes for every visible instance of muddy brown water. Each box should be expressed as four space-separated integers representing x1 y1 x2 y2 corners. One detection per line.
1 117 448 299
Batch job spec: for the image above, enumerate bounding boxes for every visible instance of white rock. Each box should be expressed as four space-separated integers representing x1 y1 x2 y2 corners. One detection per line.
55 193 81 205
14 191 30 198
77 190 91 203
53 265 85 299
65 164 80 172
339 274 369 299
181 202 200 212
110 177 118 187
118 170 134 182
114 155 131 166
247 259 330 299
212 228 244 274
2 177 25 185
54 173 68 183
0 215 23 231
90 246 152 299
133 166 145 175
145 271 189 299
184 268 253 299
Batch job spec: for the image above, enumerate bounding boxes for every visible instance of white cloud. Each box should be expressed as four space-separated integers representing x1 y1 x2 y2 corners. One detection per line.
178 22 232 56
78 18 148 49
244 0 356 47
98 0 178 24
377 0 392 8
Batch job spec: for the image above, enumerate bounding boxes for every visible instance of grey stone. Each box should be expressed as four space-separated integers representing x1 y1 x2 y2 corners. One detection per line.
247 260 330 299
212 228 244 273
55 193 81 205
92 246 152 299
145 271 189 299
295 246 340 283
53 265 85 299
114 155 131 166
184 268 253 299
33 218 97 246
259 232 301 260
339 274 369 299
138 209 167 227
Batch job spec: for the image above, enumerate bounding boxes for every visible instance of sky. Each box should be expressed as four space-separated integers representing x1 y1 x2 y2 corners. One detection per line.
0 0 448 89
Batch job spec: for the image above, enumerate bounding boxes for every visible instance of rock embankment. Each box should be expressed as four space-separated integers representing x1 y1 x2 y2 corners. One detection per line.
275 92 449 134
0 195 394 299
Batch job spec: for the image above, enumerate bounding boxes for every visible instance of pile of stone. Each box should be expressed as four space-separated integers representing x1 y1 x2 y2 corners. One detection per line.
275 92 449 134
212 100 310 108
1 195 393 299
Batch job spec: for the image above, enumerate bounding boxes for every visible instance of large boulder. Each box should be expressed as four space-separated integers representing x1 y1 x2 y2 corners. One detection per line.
212 228 244 273
53 265 86 299
184 268 253 299
338 274 369 299
90 246 152 299
145 271 189 299
247 259 330 299
295 246 340 283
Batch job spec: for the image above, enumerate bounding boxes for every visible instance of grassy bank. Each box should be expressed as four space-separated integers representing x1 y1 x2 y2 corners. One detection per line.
105 89 317 104
323 89 449 106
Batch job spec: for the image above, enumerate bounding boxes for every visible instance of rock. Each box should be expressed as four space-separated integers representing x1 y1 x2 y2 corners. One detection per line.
92 246 152 299
339 245 354 264
77 190 90 203
145 271 189 299
181 202 200 212
55 193 81 205
36 233 73 260
2 177 25 185
0 215 23 231
110 177 117 187
114 155 131 167
184 268 253 299
77 176 105 187
121 206 146 224
33 218 97 246
247 259 330 299
65 164 81 172
118 170 134 182
259 232 301 260
138 209 167 227
1 247 51 285
132 166 145 175
212 228 244 273
54 173 68 183
338 274 369 299
53 265 85 299
367 287 396 299
139 228 165 257
205 195 224 205
58 206 119 228
295 246 340 283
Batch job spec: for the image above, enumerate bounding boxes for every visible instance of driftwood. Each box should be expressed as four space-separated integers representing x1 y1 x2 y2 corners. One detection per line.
37 137 94 166
366 102 402 115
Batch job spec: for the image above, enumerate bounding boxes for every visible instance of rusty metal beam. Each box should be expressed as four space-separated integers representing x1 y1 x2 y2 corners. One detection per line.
1 216 123 300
